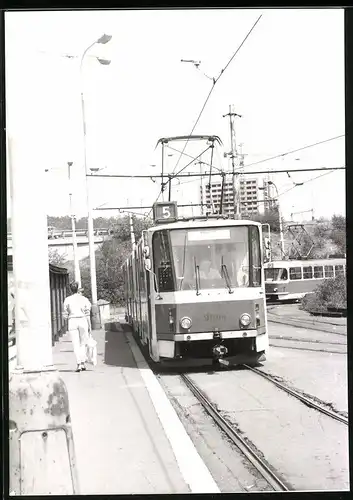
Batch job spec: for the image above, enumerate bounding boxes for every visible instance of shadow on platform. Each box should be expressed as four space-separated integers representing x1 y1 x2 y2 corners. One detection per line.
103 322 136 368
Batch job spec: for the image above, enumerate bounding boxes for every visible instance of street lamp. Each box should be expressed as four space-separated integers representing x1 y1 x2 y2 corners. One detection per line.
81 34 112 329
67 162 81 287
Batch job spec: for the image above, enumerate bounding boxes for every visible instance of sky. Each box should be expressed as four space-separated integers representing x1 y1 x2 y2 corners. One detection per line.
5 8 345 223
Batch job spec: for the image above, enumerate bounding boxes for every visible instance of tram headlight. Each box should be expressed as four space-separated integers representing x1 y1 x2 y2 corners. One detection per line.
180 316 192 330
239 313 251 327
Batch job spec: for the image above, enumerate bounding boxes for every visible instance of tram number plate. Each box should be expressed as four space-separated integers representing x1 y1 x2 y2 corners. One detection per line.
153 202 178 223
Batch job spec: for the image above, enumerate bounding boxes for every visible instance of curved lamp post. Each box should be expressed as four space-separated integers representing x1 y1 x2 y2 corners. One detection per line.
80 34 112 329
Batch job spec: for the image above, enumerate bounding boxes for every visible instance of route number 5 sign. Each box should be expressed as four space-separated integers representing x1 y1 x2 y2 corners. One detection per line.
153 202 178 224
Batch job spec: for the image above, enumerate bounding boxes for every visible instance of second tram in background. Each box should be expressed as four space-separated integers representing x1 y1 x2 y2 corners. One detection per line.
123 201 269 367
264 258 346 302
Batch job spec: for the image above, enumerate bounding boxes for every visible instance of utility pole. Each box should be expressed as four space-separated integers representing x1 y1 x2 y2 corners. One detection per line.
129 213 136 249
223 105 242 219
268 181 285 258
161 139 166 201
67 162 81 287
238 142 245 217
195 160 204 215
8 135 78 494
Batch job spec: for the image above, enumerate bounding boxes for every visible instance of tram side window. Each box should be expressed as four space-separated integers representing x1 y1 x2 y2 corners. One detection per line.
335 265 345 277
289 267 302 280
303 266 313 279
139 245 146 294
313 266 324 279
324 265 334 278
250 226 261 286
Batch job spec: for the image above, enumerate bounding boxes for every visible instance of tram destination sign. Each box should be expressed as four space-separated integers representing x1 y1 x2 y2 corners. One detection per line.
153 201 178 224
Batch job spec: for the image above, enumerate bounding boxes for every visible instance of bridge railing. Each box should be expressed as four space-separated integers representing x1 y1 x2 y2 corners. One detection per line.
8 228 113 240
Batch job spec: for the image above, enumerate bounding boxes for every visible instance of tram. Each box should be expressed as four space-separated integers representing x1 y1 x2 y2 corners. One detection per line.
264 258 346 302
123 201 269 366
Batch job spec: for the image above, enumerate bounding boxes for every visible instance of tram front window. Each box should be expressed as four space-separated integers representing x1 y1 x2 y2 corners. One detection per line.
265 268 288 281
171 226 261 291
152 226 262 292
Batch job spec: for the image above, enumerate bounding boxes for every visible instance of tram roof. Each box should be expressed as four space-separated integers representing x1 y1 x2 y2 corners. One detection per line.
265 258 346 267
147 218 262 233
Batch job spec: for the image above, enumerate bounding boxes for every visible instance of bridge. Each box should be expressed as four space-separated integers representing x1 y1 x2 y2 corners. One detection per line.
7 227 112 240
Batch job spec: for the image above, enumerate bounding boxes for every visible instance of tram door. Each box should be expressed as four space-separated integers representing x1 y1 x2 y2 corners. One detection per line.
146 266 153 353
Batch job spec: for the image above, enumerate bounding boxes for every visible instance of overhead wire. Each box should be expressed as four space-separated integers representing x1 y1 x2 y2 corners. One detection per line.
171 13 263 177
148 13 263 216
277 169 339 199
243 134 345 170
147 145 211 215
166 144 223 172
88 165 345 179
163 134 345 174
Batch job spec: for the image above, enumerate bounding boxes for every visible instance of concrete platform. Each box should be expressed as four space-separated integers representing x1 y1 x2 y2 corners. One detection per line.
53 326 191 495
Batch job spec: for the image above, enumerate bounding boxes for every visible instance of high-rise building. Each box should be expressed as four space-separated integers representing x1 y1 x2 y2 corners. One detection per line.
200 177 260 216
239 177 259 215
261 179 275 213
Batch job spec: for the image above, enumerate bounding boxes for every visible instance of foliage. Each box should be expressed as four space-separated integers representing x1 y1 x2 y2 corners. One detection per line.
47 215 119 230
48 248 68 266
78 215 153 305
110 214 153 243
251 205 280 233
331 214 345 232
330 214 346 255
301 274 346 314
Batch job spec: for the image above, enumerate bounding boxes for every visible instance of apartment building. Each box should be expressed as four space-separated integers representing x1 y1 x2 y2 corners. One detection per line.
261 179 275 213
200 177 261 216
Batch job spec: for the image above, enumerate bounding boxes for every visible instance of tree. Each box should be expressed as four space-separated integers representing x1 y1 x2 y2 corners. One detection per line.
330 214 346 255
110 214 153 243
48 248 67 266
251 205 280 233
79 215 153 305
331 214 345 232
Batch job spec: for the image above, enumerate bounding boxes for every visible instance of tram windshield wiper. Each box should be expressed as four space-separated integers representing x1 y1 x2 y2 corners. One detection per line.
179 231 188 290
221 257 234 294
194 256 201 296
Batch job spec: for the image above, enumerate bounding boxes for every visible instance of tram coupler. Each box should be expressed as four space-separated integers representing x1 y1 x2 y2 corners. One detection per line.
212 344 228 366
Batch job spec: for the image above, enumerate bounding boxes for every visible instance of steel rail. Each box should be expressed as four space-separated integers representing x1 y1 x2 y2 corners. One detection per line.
269 342 346 355
267 316 347 336
180 373 290 492
270 335 347 346
244 366 348 425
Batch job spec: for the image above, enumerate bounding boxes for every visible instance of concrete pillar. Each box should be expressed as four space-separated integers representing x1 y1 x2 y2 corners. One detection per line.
7 47 78 493
9 136 53 371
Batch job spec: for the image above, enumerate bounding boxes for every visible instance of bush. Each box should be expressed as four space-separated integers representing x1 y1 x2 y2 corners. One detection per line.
301 274 346 314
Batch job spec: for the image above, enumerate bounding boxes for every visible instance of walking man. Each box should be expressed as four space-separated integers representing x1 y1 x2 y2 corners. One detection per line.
63 281 92 372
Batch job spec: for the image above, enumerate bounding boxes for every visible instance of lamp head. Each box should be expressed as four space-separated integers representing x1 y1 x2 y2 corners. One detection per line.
97 57 111 65
97 34 112 44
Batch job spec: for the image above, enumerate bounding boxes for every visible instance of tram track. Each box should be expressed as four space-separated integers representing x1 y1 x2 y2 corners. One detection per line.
269 340 347 355
242 365 348 425
267 316 347 336
180 373 291 492
269 335 346 346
